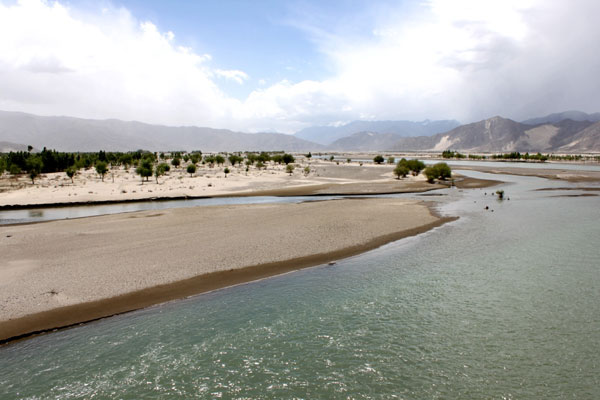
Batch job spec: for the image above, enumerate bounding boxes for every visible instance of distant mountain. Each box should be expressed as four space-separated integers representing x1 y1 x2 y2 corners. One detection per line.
295 120 460 145
0 111 323 152
522 110 600 125
0 141 33 153
327 132 405 151
392 116 600 153
557 121 600 152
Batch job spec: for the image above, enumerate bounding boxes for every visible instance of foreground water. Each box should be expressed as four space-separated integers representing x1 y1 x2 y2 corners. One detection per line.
1 171 599 399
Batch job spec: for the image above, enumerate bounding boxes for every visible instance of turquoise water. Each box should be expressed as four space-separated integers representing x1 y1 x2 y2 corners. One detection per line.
1 171 599 399
0 196 340 225
2 160 598 225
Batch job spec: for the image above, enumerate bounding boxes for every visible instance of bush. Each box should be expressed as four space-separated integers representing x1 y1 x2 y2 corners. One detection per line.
282 153 295 164
286 164 295 175
424 162 452 183
187 164 197 177
95 161 108 181
394 164 409 179
373 155 384 164
136 159 153 183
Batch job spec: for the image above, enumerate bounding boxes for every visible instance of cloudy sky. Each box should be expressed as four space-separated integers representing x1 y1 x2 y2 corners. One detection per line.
1 0 599 133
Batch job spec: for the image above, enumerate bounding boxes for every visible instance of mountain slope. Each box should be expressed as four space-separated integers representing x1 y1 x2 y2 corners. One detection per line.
0 111 323 152
327 132 404 151
557 121 600 152
522 111 600 125
295 120 460 145
392 116 600 152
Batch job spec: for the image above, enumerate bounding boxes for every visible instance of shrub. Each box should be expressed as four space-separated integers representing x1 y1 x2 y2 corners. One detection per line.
187 164 197 177
394 164 409 179
95 161 108 181
373 155 384 164
424 162 452 183
282 153 295 164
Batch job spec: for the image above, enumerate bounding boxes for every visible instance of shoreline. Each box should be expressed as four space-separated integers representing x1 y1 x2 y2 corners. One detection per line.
1 198 455 344
0 174 499 211
0 215 455 344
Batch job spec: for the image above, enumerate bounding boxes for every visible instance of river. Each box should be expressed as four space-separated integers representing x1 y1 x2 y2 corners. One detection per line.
1 170 599 399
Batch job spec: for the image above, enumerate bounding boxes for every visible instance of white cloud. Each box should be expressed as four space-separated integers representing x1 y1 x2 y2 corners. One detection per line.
214 69 249 84
1 0 600 134
242 0 600 129
0 0 236 127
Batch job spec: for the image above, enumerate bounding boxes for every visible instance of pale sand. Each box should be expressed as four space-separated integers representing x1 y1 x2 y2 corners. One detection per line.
0 198 454 342
0 159 445 207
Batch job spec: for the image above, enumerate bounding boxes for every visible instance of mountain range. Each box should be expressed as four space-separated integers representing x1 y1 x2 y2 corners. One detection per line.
0 111 323 152
294 120 460 145
1 110 599 153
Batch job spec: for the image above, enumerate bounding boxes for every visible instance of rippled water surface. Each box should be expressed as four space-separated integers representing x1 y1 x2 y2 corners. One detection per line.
1 171 599 399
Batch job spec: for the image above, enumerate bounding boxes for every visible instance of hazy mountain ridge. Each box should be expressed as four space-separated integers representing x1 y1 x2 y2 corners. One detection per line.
295 120 461 145
0 141 34 153
0 111 323 152
392 116 600 152
2 110 599 153
521 111 600 125
327 132 405 151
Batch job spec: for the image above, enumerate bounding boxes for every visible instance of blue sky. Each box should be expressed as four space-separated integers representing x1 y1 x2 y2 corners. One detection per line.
1 0 600 133
81 0 332 99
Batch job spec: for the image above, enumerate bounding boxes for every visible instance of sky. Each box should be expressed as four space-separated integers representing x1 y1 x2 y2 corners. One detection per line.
1 0 599 133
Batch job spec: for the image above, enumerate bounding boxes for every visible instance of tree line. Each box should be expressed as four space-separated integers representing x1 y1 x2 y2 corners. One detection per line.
0 148 297 184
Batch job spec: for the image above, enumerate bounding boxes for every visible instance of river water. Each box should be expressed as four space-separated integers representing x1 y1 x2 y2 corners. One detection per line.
1 170 599 399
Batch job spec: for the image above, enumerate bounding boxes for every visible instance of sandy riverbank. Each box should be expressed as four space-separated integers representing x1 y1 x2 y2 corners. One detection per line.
0 158 501 208
0 198 455 342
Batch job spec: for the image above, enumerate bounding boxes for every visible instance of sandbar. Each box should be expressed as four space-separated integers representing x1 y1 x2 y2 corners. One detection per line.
0 198 454 342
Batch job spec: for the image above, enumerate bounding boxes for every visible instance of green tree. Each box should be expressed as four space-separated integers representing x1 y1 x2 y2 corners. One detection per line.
304 166 310 176
215 155 225 166
387 156 395 164
95 161 108 181
154 162 169 183
373 155 384 164
190 153 201 164
119 153 133 169
171 157 181 168
66 166 77 183
10 164 21 176
256 161 266 170
282 153 295 164
424 162 452 183
286 164 295 175
204 155 216 167
136 158 153 183
228 154 243 166
224 167 230 177
305 152 312 159
394 164 409 179
26 157 43 184
406 159 426 176
187 164 197 177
